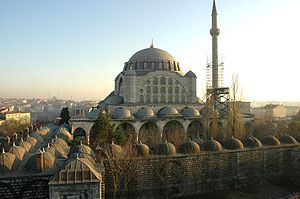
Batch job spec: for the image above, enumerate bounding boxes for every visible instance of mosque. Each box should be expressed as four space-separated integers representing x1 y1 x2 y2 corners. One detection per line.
2 1 300 199
71 18 206 146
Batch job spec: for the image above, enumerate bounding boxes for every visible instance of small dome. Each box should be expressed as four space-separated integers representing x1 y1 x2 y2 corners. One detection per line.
135 107 155 118
37 127 51 136
25 151 56 172
185 70 196 78
18 138 32 152
56 128 73 141
192 137 205 146
178 139 200 154
202 138 222 151
60 123 71 132
52 136 68 149
0 149 19 173
279 135 298 144
9 142 26 160
109 142 124 158
154 141 176 155
135 141 150 157
26 135 37 147
86 108 100 119
44 143 56 156
69 142 95 158
261 136 281 146
68 152 96 165
112 107 132 120
223 136 244 150
157 107 179 117
181 107 200 117
31 132 44 143
243 136 262 148
49 142 67 157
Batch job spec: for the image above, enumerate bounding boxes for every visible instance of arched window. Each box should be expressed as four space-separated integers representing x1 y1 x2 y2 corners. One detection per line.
144 62 147 68
168 78 173 85
160 76 166 85
175 95 179 103
153 95 158 103
151 63 155 69
153 86 158 94
175 86 179 94
146 86 151 94
181 95 186 103
160 86 166 94
153 78 158 85
146 95 151 103
140 95 144 103
168 87 172 94
159 62 163 70
168 95 173 103
161 95 166 103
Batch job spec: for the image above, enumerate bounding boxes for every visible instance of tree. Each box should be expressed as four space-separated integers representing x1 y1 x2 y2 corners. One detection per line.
90 110 126 148
101 142 138 199
225 75 246 139
59 107 70 125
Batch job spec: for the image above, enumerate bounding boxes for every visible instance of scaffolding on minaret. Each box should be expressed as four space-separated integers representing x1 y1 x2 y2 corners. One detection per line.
206 0 229 118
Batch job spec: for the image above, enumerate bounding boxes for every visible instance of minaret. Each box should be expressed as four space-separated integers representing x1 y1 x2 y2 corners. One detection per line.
210 0 220 89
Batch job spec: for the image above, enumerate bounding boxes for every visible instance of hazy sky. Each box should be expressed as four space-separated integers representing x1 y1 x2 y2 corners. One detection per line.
1 0 300 102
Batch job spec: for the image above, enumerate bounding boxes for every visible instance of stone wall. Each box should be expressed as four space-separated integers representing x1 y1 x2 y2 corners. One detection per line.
105 144 299 198
0 175 51 199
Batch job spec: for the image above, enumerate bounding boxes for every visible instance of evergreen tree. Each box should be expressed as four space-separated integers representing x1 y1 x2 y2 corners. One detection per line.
59 107 70 125
90 110 126 148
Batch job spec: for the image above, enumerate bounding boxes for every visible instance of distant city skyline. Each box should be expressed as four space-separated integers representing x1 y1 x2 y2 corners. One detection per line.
1 0 300 101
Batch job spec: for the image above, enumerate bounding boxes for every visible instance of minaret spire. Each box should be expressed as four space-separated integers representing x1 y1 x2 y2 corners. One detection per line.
210 0 220 89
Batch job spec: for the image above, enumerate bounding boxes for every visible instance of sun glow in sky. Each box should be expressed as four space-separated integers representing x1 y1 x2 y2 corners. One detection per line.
1 0 300 102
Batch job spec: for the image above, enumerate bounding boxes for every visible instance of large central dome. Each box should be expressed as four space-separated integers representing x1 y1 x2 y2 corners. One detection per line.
129 47 176 62
123 45 182 74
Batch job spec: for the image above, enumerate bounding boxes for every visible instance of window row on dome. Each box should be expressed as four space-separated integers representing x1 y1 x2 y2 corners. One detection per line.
124 61 181 71
140 95 186 103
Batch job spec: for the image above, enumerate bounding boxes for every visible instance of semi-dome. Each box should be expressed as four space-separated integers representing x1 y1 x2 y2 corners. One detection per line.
104 92 124 105
112 107 132 120
86 108 100 119
25 151 56 172
9 142 26 160
135 141 150 157
154 141 176 155
124 46 182 73
178 139 200 154
261 136 281 146
222 136 244 150
243 136 262 148
181 107 200 118
157 107 179 117
202 138 222 151
279 134 298 144
135 107 155 118
0 149 19 173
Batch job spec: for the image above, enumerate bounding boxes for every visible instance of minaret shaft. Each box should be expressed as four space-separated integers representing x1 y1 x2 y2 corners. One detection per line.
210 0 220 89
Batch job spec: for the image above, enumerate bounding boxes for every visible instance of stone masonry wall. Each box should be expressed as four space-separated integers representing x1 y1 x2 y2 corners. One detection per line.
105 144 299 199
0 175 51 199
